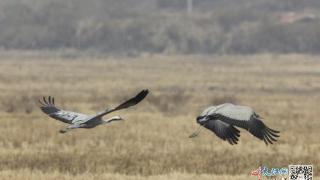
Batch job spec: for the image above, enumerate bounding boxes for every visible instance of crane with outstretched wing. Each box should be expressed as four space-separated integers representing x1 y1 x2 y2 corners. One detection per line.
39 89 149 133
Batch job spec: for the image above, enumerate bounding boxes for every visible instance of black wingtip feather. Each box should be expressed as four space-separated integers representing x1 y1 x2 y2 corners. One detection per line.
115 89 149 110
267 127 280 134
267 129 280 138
38 96 61 115
131 89 149 105
227 138 234 145
226 126 240 145
262 127 280 145
248 116 280 145
263 138 268 145
38 99 45 106
43 97 48 105
230 134 238 143
264 132 273 145
137 89 149 100
265 131 277 142
266 129 279 139
39 96 56 107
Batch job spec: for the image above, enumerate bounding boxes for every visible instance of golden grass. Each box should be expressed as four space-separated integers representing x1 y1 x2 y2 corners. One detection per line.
0 170 259 180
0 51 319 179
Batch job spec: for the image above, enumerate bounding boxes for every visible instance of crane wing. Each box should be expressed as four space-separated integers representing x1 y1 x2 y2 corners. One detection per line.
213 103 254 121
39 96 88 124
90 89 149 120
204 120 240 145
246 115 280 145
208 111 280 145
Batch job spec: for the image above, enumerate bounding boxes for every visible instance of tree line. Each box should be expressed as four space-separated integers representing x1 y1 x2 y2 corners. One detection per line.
0 0 320 54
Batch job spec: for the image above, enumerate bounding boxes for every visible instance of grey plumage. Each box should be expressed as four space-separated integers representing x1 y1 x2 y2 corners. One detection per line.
39 89 149 133
195 103 280 145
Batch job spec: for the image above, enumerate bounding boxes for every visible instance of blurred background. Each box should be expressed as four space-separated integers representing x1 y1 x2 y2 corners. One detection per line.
0 0 320 55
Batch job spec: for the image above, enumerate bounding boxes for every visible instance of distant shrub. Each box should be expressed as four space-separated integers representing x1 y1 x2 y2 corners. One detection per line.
1 95 36 114
147 89 191 115
226 21 320 54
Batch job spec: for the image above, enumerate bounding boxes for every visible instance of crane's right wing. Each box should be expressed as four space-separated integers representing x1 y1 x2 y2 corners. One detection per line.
39 96 88 124
208 111 280 145
246 115 280 145
90 89 149 120
204 120 240 145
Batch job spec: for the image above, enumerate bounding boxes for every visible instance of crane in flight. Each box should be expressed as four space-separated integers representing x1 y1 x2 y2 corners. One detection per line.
39 89 149 133
190 103 280 145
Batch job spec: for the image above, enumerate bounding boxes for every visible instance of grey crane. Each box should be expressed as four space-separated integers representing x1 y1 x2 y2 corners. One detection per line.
39 89 149 133
190 103 280 145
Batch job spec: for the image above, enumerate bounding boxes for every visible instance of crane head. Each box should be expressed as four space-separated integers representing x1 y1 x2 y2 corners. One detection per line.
196 115 207 125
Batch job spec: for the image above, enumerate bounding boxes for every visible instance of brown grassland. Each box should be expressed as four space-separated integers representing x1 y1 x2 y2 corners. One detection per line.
0 51 319 179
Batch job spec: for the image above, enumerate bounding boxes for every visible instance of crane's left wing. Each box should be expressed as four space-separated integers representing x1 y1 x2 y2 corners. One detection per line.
39 96 88 124
204 120 240 145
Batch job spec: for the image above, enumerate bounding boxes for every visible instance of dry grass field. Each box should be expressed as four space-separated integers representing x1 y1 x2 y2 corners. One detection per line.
0 51 319 179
